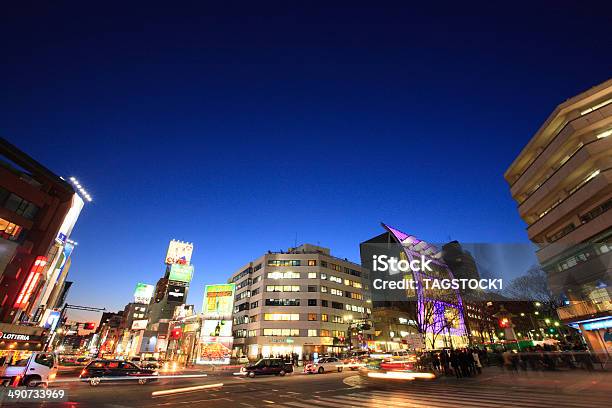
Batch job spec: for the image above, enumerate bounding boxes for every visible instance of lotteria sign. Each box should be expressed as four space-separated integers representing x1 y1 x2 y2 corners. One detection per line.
0 331 42 342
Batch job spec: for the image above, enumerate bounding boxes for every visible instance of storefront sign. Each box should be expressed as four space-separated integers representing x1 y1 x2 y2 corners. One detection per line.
0 331 43 342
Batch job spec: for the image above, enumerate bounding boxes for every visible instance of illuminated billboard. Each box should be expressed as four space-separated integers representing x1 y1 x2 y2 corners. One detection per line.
167 285 186 303
201 319 232 338
203 284 235 319
132 319 148 330
169 264 194 283
133 283 154 304
196 337 233 365
165 240 193 265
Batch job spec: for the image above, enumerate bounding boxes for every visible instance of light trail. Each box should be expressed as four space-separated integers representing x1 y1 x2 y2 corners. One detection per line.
151 382 223 397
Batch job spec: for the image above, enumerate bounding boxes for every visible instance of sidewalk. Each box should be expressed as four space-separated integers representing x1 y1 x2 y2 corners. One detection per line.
436 366 612 396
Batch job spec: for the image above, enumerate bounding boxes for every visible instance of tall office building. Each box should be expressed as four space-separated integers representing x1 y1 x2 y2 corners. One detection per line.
229 244 372 359
504 79 612 354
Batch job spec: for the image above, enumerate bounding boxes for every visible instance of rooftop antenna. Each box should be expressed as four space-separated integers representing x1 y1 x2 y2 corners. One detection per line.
294 232 298 248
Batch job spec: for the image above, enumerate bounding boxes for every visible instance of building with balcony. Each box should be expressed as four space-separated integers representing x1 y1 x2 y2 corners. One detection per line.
228 244 372 360
504 79 612 354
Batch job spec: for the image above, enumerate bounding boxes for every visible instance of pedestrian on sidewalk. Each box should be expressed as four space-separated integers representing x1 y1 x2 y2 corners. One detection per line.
472 349 482 374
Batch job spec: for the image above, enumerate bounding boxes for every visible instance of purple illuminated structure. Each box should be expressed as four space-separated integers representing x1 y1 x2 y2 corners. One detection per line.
381 223 467 339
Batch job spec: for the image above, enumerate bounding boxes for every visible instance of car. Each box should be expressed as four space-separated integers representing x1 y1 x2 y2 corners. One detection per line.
76 357 90 366
140 357 160 369
342 355 368 371
241 358 293 378
79 359 158 386
304 357 342 374
237 356 249 364
358 355 435 381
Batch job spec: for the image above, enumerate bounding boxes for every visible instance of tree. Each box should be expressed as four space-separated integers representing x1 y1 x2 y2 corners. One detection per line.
504 265 563 315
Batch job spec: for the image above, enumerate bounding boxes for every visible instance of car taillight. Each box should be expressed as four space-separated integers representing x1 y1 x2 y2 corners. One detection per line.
80 369 88 377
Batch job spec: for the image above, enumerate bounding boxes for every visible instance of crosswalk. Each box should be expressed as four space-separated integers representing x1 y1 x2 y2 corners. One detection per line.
266 383 607 408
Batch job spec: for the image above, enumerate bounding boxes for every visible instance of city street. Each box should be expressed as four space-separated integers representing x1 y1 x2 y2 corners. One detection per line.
21 367 611 407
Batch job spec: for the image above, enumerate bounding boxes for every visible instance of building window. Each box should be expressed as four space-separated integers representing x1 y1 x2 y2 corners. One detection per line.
329 275 342 283
264 313 299 321
266 285 300 292
321 286 328 293
253 275 262 284
268 271 300 279
248 330 256 337
308 329 317 337
308 313 317 321
320 329 330 337
254 263 262 271
330 288 343 296
332 330 345 338
320 273 327 280
263 328 300 336
308 260 317 266
250 301 259 309
250 315 258 322
265 298 300 306
307 285 317 292
321 314 328 322
321 261 328 268
331 302 343 310
332 315 343 323
251 288 260 296
0 218 23 241
308 299 317 306
3 193 39 220
268 260 301 267
321 300 328 307
308 272 317 279
235 302 250 312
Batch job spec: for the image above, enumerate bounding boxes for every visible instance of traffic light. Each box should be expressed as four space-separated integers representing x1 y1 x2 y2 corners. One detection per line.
499 317 510 328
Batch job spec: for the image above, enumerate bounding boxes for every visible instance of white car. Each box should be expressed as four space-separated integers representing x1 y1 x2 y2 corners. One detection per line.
304 357 342 374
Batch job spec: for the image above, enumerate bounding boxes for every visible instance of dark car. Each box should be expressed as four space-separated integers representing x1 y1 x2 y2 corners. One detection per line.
241 358 293 378
80 359 159 386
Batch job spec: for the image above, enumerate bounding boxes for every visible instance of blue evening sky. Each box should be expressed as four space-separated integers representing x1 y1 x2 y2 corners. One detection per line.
1 2 611 321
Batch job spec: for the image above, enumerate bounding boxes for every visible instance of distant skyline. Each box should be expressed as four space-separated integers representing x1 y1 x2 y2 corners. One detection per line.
2 2 611 322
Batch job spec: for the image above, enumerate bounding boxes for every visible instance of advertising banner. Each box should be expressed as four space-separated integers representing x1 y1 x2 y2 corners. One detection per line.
131 319 148 330
203 284 235 319
165 240 193 265
169 264 194 283
196 337 233 365
167 285 186 303
201 319 232 337
134 283 154 304
42 309 61 331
